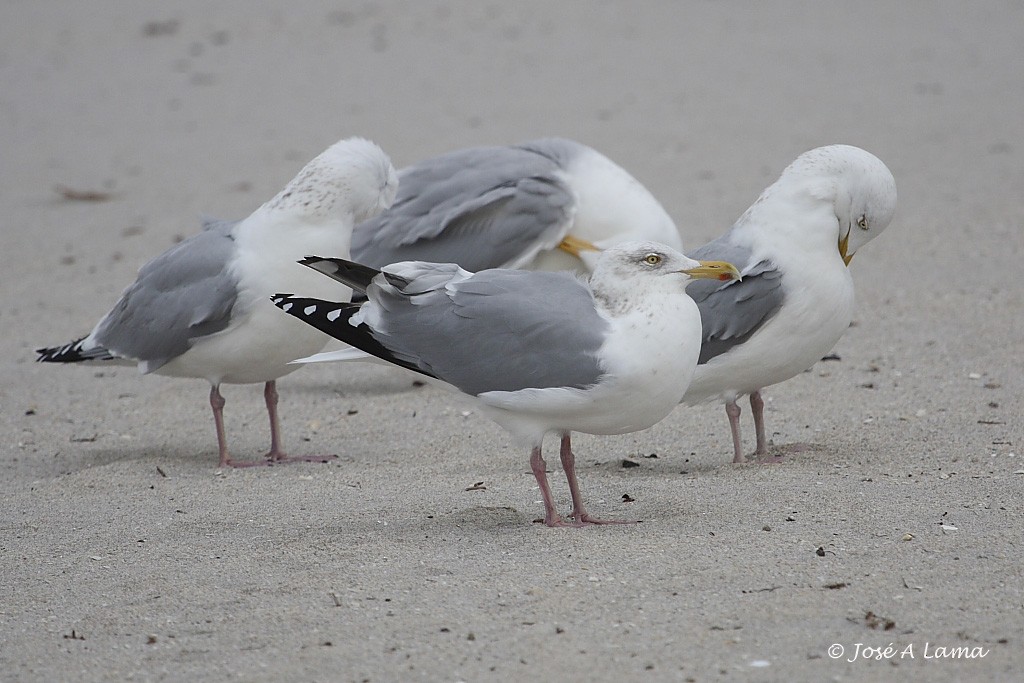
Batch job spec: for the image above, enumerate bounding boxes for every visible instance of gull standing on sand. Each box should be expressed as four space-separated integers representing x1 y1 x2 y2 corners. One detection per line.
682 144 897 462
272 242 739 527
37 137 398 468
351 137 683 273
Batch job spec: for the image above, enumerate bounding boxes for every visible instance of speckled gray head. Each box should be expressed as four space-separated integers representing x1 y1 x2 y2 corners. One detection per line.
265 137 399 224
592 240 740 285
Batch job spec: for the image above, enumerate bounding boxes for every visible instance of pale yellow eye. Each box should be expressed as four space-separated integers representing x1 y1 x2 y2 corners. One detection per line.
643 253 662 266
857 215 868 230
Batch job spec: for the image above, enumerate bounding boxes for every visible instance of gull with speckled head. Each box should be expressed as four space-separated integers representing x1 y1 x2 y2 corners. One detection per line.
37 137 398 468
350 137 683 273
682 144 897 462
272 242 739 527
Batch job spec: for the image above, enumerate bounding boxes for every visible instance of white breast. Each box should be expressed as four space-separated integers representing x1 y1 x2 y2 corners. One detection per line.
157 215 353 385
685 257 855 404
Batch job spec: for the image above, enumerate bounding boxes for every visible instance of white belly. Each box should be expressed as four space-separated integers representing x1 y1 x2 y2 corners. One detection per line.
156 301 334 384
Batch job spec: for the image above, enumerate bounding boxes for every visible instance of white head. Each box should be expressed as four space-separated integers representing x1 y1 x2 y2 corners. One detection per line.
590 240 740 310
266 137 399 223
774 144 897 265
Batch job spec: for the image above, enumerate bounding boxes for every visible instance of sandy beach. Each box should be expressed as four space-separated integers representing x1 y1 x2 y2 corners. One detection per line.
2 2 1022 681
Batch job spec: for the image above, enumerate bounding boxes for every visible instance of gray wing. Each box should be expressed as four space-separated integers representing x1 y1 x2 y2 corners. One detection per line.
91 221 241 372
366 267 609 396
200 215 241 233
351 142 578 271
686 235 785 365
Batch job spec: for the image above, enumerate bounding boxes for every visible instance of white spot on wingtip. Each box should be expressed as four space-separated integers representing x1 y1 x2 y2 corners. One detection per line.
327 309 342 322
304 305 317 315
282 303 293 312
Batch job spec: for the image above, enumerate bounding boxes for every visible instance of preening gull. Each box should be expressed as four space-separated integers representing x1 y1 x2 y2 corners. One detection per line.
351 138 683 273
682 144 897 462
37 137 398 468
272 242 739 527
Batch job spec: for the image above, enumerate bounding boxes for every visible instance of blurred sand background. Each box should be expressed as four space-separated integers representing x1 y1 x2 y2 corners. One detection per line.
2 2 1022 681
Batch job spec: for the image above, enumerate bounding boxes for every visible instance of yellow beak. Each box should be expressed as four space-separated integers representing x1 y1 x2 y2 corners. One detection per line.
558 234 601 258
839 230 853 266
682 260 741 282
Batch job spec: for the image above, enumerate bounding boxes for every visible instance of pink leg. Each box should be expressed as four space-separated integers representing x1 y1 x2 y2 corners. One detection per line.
264 380 285 458
530 446 576 527
210 384 274 468
560 434 634 526
209 382 335 468
750 390 789 463
261 381 337 465
750 390 768 456
725 400 745 463
210 385 233 468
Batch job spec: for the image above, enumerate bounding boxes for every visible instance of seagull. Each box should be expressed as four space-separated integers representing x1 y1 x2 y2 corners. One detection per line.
36 137 399 468
350 137 683 273
681 144 898 463
272 242 739 527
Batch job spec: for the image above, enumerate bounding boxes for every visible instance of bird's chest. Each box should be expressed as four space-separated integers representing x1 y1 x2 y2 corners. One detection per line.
601 301 702 403
776 264 855 340
741 262 855 383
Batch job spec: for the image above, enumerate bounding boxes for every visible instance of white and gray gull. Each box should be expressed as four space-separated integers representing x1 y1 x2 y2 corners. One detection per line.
350 137 683 273
682 144 897 462
272 242 739 527
37 137 398 468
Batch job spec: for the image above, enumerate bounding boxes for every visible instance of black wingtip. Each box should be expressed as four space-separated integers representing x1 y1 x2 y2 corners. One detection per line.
272 293 436 382
36 337 114 363
297 256 381 294
36 340 80 363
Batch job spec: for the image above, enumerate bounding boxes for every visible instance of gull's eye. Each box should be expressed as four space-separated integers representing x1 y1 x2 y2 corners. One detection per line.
643 253 662 266
857 214 868 230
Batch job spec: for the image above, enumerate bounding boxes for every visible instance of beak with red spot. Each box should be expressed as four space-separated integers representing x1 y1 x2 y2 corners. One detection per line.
682 260 741 282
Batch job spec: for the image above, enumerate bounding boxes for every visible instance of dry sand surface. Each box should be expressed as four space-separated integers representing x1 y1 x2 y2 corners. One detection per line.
2 2 1022 681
